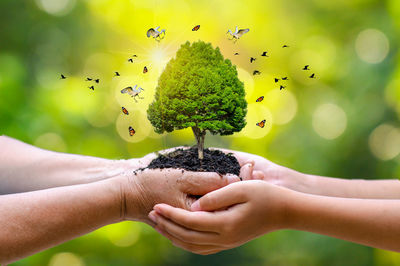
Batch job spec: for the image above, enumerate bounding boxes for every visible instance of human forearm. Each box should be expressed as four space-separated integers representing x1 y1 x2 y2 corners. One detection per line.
0 136 140 194
284 172 400 199
0 178 123 264
287 192 400 252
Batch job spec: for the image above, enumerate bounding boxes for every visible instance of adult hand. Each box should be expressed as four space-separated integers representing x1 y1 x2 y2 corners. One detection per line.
148 179 294 255
116 168 241 226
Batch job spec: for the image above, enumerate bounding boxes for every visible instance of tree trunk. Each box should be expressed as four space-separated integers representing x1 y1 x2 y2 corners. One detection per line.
192 127 206 160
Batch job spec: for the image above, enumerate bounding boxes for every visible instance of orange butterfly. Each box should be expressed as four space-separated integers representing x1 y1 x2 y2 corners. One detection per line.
129 126 136 136
256 96 264 102
143 66 148 73
256 120 266 128
192 25 200 31
122 107 129 115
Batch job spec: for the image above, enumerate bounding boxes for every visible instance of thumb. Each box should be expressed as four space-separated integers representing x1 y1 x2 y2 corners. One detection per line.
179 171 240 196
239 161 254 180
191 183 247 211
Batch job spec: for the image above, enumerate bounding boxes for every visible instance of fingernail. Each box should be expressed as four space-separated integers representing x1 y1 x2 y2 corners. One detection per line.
191 201 201 211
148 212 158 224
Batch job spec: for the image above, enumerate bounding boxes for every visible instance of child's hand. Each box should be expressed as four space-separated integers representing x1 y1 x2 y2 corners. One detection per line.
149 180 295 255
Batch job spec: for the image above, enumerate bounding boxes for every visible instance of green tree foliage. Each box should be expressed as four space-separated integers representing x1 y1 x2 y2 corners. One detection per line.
147 41 247 159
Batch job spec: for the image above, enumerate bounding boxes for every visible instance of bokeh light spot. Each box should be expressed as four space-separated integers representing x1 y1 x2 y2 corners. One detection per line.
237 103 273 139
35 0 76 16
264 90 298 125
355 29 389 64
48 252 85 266
369 124 400 161
312 103 347 140
34 132 67 153
100 222 141 247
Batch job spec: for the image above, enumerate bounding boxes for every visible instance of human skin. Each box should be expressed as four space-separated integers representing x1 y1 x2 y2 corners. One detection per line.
0 136 241 264
150 180 400 255
149 149 400 254
217 148 400 199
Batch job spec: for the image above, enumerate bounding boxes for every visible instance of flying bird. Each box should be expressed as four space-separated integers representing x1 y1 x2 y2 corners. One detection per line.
282 45 289 48
88 86 94 91
132 55 138 57
280 85 286 90
227 26 249 42
250 57 256 63
261 51 268 57
85 77 92 81
256 120 266 128
121 85 145 102
147 26 166 41
128 58 134 63
60 74 66 79
303 65 310 70
309 73 316 79
281 77 289 80
115 72 120 76
253 70 261 75
122 107 129 115
192 25 200 31
143 66 148 73
234 52 239 55
129 126 136 136
256 96 264 102
274 78 280 83
94 79 99 83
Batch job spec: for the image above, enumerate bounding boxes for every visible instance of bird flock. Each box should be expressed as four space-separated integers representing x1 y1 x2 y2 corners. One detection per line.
59 24 318 136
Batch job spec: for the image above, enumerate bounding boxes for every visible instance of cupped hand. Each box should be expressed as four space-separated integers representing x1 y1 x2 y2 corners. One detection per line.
149 179 295 255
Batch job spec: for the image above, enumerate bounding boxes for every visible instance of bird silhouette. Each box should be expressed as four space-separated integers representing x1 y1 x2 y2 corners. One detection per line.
280 85 286 90
282 45 289 48
115 72 120 76
309 73 316 79
250 57 256 63
60 74 66 79
303 65 310 70
85 77 92 81
253 70 261 75
281 77 289 80
94 79 99 83
274 78 280 83
132 55 138 57
128 58 134 63
234 52 239 55
88 86 94 91
261 51 268 57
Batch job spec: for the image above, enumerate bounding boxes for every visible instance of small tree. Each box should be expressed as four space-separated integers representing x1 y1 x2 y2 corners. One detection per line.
147 41 247 159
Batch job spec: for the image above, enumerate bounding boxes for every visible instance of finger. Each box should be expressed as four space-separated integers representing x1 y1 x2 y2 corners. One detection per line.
253 170 265 180
239 162 254 181
153 224 222 255
191 182 247 211
153 204 222 232
178 171 240 195
150 210 220 245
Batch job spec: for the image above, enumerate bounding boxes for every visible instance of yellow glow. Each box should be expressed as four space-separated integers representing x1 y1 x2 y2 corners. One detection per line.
49 252 85 266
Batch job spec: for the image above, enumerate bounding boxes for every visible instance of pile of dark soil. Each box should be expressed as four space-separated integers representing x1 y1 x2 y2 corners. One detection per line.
147 147 240 176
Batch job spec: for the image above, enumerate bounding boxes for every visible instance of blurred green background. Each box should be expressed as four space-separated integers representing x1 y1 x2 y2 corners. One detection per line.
1 0 400 265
